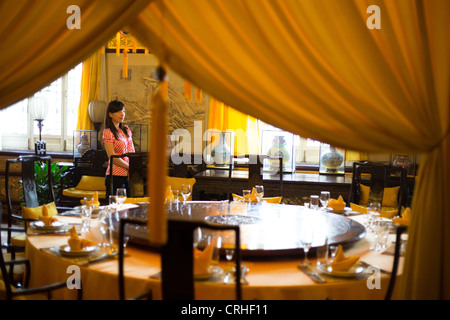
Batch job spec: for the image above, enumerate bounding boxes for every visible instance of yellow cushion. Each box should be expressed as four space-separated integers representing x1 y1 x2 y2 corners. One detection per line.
359 184 400 207
63 188 106 199
21 202 58 220
124 197 150 204
166 176 196 201
75 175 106 191
10 234 26 247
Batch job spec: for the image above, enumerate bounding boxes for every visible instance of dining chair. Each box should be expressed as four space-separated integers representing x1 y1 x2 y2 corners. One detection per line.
349 161 409 214
161 219 242 300
169 153 206 178
118 217 153 300
385 225 407 300
227 154 283 201
3 156 58 258
118 217 242 300
0 205 83 300
60 149 108 206
110 152 148 197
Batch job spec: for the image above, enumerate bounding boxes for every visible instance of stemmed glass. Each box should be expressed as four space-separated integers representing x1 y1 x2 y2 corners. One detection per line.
254 185 264 203
299 228 313 266
367 202 381 231
319 191 331 210
116 188 127 209
181 184 191 203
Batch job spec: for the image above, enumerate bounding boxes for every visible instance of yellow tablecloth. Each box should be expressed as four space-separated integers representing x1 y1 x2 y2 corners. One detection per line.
25 214 402 300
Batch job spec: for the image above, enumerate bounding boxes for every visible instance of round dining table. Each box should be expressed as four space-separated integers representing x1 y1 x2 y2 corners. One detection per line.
25 201 403 300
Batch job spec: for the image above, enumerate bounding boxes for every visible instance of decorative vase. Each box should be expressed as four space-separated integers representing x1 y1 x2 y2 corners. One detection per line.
267 135 290 171
211 132 231 167
321 147 343 172
77 134 90 156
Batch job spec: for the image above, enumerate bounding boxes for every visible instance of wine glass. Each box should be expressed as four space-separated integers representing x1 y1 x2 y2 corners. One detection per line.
319 191 331 210
299 228 313 266
116 188 127 209
254 185 264 203
367 202 381 231
181 184 191 203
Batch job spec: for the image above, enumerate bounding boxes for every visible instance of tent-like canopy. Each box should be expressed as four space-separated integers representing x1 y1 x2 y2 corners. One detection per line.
0 0 448 299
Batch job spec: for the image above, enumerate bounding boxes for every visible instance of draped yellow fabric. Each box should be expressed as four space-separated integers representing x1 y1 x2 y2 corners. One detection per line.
208 99 260 155
76 49 103 130
0 0 152 110
0 0 449 299
129 0 450 299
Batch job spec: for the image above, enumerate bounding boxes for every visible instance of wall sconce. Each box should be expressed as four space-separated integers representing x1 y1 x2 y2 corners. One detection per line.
88 100 107 132
30 96 49 154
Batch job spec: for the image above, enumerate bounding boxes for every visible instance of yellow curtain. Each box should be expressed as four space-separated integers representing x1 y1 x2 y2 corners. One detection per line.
76 49 103 130
1 0 448 299
0 0 152 110
129 0 450 299
208 99 259 155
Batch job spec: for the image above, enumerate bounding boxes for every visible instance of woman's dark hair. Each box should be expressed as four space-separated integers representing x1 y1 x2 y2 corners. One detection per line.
104 100 130 139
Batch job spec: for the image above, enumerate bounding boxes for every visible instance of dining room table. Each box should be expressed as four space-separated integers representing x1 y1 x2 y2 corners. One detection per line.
24 201 404 300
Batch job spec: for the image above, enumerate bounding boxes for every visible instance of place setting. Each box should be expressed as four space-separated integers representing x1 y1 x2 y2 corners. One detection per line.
27 204 72 235
296 228 373 283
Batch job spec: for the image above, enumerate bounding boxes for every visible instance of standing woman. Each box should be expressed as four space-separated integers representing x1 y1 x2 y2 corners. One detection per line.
103 100 135 198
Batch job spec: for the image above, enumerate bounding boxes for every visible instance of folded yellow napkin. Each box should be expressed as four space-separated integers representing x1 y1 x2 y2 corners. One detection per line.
328 195 345 211
232 187 282 204
38 203 58 226
67 226 94 250
193 239 216 275
330 245 360 271
392 207 411 226
350 202 367 213
80 192 100 208
165 185 174 202
350 202 398 218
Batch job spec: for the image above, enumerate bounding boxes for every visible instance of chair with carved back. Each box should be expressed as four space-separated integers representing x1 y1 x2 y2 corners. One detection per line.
227 154 283 201
349 161 409 216
60 149 109 206
110 152 148 198
3 156 56 257
169 153 206 178
117 216 242 300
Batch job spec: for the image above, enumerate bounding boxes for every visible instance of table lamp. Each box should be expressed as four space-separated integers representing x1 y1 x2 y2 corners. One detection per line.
30 96 49 154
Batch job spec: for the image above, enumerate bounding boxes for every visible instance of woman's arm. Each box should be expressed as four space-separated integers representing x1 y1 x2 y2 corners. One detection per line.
104 142 129 170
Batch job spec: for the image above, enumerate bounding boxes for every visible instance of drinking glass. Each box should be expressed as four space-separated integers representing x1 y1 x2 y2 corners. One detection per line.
109 195 118 212
181 184 191 203
254 185 264 203
242 190 251 203
116 188 127 209
319 191 331 210
309 195 320 210
299 228 313 266
80 203 93 234
329 245 339 263
367 202 381 231
99 217 110 249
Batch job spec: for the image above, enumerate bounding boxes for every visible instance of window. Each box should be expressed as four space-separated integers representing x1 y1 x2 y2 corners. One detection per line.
0 64 82 151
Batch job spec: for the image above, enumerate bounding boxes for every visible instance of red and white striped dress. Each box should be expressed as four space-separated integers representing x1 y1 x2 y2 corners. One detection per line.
103 127 135 176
